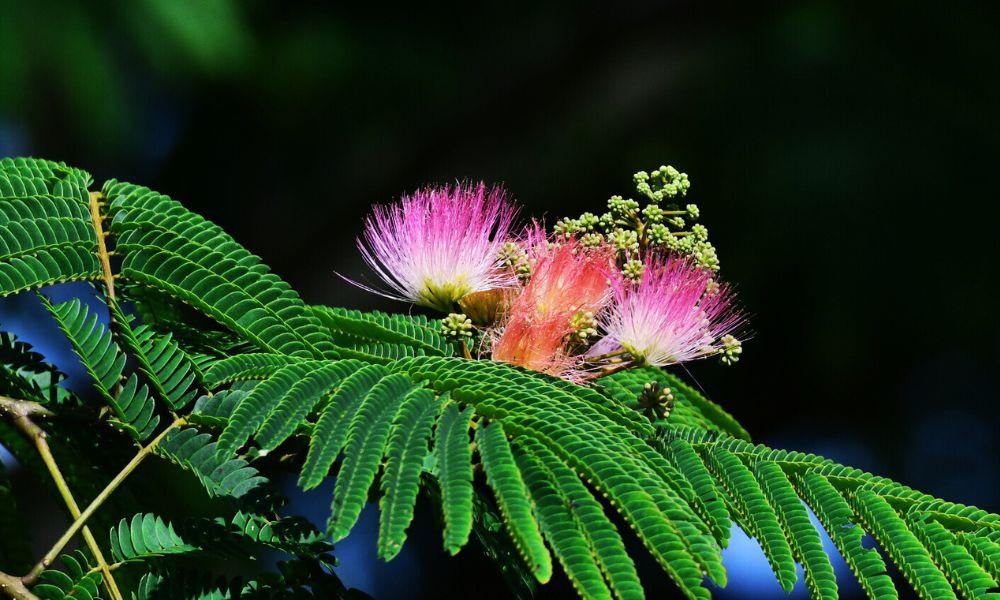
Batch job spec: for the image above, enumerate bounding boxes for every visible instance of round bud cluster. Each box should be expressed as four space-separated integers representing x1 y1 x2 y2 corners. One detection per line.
609 229 639 254
580 232 605 248
718 334 742 365
553 217 578 240
577 212 600 232
441 313 474 339
549 163 723 270
498 241 531 282
568 310 598 343
637 381 676 420
622 259 645 282
641 204 665 223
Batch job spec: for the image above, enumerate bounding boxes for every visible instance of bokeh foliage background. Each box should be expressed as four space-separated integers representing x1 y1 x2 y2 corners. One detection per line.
1 1 997 598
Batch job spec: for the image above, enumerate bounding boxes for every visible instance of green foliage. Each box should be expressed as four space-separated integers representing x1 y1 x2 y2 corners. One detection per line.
156 427 268 502
109 513 200 562
40 295 160 439
312 305 456 357
327 374 415 541
378 388 437 560
1 157 998 600
477 421 553 584
109 301 202 410
32 551 103 600
0 158 101 297
434 401 475 554
103 179 337 360
0 328 71 405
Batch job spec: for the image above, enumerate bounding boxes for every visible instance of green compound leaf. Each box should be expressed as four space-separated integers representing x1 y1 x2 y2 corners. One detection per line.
795 472 897 599
702 446 797 592
203 353 304 389
299 363 391 491
31 551 102 600
109 513 199 562
907 511 1000 600
753 461 838 599
328 373 416 541
40 295 159 440
313 305 457 356
0 161 101 298
216 360 329 457
378 387 438 560
517 437 643 600
512 442 612 600
434 401 475 555
109 300 201 410
156 427 269 502
849 488 957 600
104 179 337 360
476 420 552 584
662 438 732 547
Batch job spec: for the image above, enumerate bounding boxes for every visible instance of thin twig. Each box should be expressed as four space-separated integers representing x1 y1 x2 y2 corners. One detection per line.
0 571 37 600
0 397 123 599
22 417 186 586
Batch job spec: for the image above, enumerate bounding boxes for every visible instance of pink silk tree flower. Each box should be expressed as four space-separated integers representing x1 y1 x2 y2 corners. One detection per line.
590 255 744 367
353 182 519 312
493 237 615 378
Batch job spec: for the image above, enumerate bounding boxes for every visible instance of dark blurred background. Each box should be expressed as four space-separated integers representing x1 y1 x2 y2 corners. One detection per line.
1 1 998 598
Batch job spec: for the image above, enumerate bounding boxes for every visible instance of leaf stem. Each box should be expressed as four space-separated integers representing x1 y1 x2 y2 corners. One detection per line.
584 349 630 363
0 398 121 597
9 408 123 599
21 417 185 586
88 191 115 301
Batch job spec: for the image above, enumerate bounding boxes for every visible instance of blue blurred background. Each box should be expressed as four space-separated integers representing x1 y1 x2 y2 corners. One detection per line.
1 1 998 597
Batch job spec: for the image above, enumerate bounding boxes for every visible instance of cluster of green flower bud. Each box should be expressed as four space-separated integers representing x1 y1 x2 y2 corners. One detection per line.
608 229 639 254
441 313 474 339
622 259 645 282
497 241 531 282
634 381 675 421
567 310 599 344
634 165 690 201
552 164 722 272
718 334 742 366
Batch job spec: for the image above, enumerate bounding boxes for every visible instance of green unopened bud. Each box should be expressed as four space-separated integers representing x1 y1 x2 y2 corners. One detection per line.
442 313 474 339
577 212 600 232
568 310 599 343
641 204 665 223
637 381 675 420
580 232 605 248
622 259 645 282
554 217 579 239
608 196 640 220
686 203 700 219
719 334 742 366
691 224 708 241
691 240 720 271
633 170 649 184
598 212 615 231
609 229 639 255
669 216 686 230
647 223 671 247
